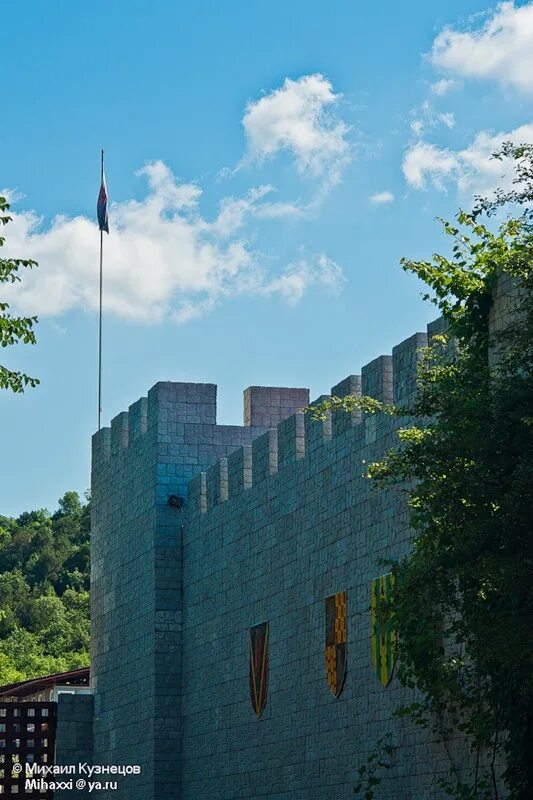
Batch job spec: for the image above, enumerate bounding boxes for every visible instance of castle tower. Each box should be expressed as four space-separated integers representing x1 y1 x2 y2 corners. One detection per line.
90 383 308 800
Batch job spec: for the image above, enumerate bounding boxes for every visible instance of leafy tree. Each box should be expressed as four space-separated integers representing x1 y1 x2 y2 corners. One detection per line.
311 145 533 800
0 492 90 685
0 195 39 392
0 652 24 685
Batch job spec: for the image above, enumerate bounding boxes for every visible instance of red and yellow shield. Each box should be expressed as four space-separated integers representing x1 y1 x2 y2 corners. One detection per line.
249 621 269 716
370 573 396 687
325 591 347 698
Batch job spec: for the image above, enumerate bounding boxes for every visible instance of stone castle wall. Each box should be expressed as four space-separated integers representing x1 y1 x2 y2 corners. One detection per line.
91 276 521 799
179 324 459 800
55 694 93 799
91 383 308 799
91 317 456 799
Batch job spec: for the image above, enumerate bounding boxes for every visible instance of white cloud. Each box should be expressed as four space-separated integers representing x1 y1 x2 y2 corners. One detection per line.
403 141 458 190
211 185 304 237
402 122 533 195
439 112 456 130
430 78 461 96
410 101 455 138
241 74 351 188
369 191 394 205
261 255 344 305
2 162 344 322
430 1 533 94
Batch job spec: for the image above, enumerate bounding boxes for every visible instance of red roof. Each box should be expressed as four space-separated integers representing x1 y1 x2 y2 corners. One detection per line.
0 667 90 698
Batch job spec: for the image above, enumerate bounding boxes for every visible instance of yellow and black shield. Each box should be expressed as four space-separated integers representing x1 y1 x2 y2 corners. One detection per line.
325 591 347 698
249 621 269 716
370 573 396 687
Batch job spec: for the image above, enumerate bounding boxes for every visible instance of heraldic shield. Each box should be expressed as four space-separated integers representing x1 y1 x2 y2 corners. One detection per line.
249 622 269 716
371 573 396 687
325 591 347 698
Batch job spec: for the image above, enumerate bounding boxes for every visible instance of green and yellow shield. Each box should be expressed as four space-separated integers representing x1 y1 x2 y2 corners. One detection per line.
370 573 396 687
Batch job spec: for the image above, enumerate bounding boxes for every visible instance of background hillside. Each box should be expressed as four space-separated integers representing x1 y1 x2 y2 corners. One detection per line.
0 491 90 685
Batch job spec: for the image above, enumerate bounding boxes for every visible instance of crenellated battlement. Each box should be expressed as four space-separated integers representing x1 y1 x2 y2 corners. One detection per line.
251 429 278 483
91 380 308 472
92 382 217 465
187 320 440 516
244 386 309 427
92 318 442 519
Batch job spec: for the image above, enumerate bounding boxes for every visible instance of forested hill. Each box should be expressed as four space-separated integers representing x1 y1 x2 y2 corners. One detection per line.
0 491 90 686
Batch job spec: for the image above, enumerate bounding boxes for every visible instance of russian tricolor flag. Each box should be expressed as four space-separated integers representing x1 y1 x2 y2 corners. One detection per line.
97 170 109 234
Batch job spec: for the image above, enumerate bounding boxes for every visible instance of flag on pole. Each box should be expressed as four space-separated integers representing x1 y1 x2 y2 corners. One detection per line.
97 149 107 431
97 169 109 233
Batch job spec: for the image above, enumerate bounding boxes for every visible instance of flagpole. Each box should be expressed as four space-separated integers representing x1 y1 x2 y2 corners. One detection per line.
98 149 104 430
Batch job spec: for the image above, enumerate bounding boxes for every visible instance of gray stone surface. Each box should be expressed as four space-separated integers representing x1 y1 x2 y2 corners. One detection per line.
488 273 524 366
181 330 446 800
55 694 93 798
91 384 309 799
91 336 443 799
89 277 515 798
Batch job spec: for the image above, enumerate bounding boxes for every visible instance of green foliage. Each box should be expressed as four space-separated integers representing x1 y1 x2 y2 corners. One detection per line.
380 148 533 800
473 142 533 219
309 144 533 800
309 393 399 422
353 734 395 800
0 195 39 392
0 492 90 685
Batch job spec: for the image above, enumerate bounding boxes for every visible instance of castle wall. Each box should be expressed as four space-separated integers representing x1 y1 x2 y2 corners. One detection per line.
179 325 468 800
90 383 308 800
91 393 158 799
55 694 93 798
488 272 524 365
88 275 518 800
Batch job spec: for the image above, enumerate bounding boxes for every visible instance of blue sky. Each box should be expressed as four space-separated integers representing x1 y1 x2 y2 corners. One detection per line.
1 1 532 516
